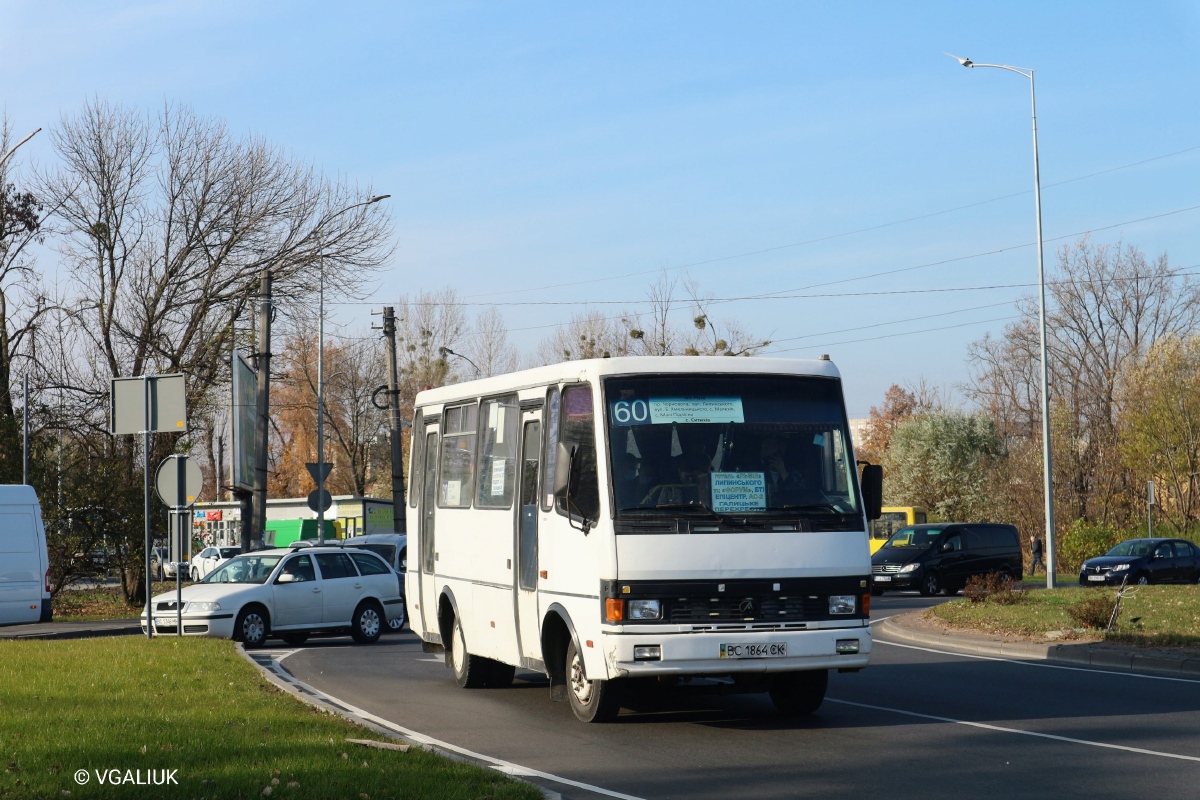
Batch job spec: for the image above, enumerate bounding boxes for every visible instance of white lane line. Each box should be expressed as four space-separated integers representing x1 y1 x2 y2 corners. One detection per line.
875 638 1200 684
417 657 444 663
868 615 895 625
828 698 1200 763
267 657 647 800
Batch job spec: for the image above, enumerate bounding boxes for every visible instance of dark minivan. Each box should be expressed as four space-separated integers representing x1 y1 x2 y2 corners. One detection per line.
871 523 1023 596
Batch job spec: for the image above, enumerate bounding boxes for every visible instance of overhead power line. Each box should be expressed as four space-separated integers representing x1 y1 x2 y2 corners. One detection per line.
457 142 1200 301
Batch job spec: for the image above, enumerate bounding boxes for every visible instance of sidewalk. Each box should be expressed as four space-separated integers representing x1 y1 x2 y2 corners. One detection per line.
0 618 141 640
879 610 1200 678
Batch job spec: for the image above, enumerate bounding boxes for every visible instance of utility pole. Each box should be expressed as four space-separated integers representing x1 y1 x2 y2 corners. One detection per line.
249 270 273 552
382 307 406 531
22 375 29 485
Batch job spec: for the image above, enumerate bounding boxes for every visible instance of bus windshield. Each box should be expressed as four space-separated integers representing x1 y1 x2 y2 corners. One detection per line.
605 374 859 518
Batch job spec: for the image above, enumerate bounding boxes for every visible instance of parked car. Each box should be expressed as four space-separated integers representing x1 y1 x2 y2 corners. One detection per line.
871 523 1023 596
140 544 403 646
1079 538 1200 586
149 546 170 581
190 546 242 581
342 533 407 631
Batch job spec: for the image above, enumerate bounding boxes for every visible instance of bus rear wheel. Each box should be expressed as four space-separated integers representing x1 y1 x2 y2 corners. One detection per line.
450 615 490 688
565 640 621 723
768 669 828 716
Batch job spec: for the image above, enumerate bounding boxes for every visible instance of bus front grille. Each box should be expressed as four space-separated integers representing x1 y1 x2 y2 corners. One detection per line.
667 595 827 623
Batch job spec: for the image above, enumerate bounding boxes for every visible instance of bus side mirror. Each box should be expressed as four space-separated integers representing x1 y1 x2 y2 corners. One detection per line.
553 442 578 498
860 464 883 521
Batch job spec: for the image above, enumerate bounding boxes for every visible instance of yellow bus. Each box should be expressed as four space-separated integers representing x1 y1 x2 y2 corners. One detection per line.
868 506 928 554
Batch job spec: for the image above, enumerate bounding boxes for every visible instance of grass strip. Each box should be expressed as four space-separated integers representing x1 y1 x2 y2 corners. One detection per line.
0 637 540 800
930 585 1200 647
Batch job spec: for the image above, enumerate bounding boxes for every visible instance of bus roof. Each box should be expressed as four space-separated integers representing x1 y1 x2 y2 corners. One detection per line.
414 355 841 408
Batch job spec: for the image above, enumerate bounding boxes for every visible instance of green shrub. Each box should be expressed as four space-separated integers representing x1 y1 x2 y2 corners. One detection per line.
1056 519 1125 573
1066 595 1116 630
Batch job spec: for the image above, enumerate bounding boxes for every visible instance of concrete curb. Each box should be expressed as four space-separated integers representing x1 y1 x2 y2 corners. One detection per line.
878 616 1200 678
236 645 562 800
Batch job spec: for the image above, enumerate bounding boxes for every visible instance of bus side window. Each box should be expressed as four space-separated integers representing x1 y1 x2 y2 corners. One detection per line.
541 387 560 512
556 384 600 522
439 403 478 508
475 395 519 509
408 410 424 509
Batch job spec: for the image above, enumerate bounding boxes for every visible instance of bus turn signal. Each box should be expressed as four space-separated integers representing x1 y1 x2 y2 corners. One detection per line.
605 598 624 622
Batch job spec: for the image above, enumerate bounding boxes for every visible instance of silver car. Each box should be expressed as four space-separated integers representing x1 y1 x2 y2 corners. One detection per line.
342 533 406 631
141 544 403 647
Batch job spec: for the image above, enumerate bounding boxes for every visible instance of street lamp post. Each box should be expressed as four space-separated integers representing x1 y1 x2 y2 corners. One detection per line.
316 194 390 545
439 347 482 379
949 53 1057 588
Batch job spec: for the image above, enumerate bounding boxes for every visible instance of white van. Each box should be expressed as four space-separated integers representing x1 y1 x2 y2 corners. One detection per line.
0 485 52 626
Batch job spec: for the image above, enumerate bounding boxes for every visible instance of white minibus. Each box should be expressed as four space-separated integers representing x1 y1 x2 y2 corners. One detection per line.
0 485 52 626
405 356 882 722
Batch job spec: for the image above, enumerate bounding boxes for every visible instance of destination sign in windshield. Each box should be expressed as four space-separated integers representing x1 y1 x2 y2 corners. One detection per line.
610 396 744 426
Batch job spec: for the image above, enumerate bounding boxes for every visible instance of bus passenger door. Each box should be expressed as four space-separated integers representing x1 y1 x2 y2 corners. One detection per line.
418 427 440 638
514 414 543 663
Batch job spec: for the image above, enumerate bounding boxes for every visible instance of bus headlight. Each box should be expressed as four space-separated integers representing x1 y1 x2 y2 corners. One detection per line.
627 599 662 620
829 595 856 615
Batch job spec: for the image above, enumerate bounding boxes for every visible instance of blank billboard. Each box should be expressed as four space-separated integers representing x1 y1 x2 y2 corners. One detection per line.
231 352 257 492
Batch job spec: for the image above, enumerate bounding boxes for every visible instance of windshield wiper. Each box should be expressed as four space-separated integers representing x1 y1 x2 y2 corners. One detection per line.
777 503 846 515
620 504 736 524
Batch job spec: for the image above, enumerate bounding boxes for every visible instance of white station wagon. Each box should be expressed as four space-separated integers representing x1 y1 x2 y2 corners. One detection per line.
141 544 404 647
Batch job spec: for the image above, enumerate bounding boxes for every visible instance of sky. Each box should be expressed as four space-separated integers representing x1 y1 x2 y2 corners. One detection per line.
4 1 1200 416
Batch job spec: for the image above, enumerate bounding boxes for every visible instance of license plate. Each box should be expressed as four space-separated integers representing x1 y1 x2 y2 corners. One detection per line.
874 575 892 582
154 618 173 627
1087 575 1106 582
720 642 786 659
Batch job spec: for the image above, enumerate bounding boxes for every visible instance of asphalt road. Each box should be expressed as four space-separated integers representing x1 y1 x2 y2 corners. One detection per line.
266 594 1200 799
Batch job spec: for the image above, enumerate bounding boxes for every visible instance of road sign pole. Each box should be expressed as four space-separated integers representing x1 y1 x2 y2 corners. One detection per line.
143 375 152 641
176 456 183 636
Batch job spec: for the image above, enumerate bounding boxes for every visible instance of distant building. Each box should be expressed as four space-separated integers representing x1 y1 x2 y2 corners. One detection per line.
848 417 870 452
191 495 396 546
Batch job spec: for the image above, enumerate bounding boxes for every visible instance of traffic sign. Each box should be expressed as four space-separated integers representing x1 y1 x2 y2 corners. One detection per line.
307 489 333 513
306 462 333 485
155 455 203 509
111 374 188 434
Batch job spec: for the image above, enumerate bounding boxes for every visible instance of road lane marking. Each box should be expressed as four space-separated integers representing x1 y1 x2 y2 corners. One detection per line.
259 654 647 800
875 638 1200 684
868 615 895 625
828 698 1200 763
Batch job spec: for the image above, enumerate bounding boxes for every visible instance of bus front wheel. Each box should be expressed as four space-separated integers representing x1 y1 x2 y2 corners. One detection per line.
450 616 489 688
565 640 621 723
768 669 828 716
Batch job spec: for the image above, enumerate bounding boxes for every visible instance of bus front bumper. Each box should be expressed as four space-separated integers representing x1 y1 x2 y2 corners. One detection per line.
603 624 871 678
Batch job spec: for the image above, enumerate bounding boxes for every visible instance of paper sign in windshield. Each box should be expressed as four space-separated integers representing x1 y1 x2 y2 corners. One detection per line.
648 397 744 424
711 472 766 512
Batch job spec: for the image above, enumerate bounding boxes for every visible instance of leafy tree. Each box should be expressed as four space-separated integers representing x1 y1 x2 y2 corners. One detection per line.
882 412 1002 521
1119 335 1200 533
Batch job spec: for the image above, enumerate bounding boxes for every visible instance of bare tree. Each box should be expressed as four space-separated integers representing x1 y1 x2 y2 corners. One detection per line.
682 276 771 357
0 118 53 480
966 238 1200 532
536 309 630 364
465 306 519 378
36 99 393 604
